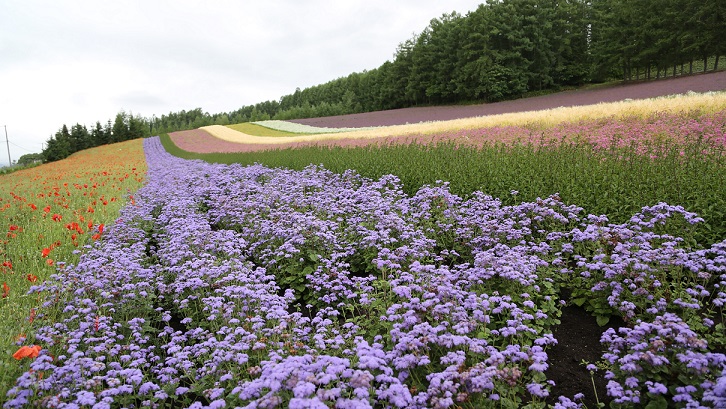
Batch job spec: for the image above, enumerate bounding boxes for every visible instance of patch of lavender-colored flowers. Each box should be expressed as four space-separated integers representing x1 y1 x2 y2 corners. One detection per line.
6 137 725 408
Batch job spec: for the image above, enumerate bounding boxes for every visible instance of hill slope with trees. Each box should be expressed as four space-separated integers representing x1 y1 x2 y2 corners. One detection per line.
41 0 725 162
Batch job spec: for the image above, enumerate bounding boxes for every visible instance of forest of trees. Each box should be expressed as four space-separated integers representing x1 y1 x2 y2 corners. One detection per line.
42 0 725 162
42 112 148 162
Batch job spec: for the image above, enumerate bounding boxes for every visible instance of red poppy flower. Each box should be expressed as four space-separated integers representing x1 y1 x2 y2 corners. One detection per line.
9 225 19 231
2 282 8 298
12 345 41 360
27 274 38 283
51 214 62 222
41 248 50 258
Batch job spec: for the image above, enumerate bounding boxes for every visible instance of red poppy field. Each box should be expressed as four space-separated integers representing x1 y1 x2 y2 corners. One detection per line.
0 140 146 398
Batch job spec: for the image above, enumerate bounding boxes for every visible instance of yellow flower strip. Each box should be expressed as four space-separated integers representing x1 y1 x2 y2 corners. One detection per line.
202 91 726 144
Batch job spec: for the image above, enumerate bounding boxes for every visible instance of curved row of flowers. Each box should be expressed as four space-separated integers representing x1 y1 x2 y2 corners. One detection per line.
250 120 377 134
6 137 726 408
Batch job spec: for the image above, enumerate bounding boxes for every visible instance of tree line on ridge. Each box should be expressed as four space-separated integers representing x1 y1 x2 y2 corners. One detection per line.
41 0 725 162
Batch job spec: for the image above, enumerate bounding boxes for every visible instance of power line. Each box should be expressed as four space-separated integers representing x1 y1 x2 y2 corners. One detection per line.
8 140 37 152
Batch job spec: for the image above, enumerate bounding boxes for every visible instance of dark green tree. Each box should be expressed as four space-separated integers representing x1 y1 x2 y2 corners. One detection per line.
111 112 129 142
549 0 592 85
128 114 148 139
91 121 109 147
16 153 43 166
43 126 72 162
69 124 91 152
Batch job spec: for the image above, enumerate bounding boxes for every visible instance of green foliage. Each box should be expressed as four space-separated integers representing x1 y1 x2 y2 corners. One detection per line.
159 134 726 247
42 111 148 163
15 153 43 167
0 161 42 175
591 0 726 81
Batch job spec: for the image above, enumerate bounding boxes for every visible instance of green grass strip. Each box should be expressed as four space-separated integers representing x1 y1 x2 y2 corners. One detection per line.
226 123 305 137
159 134 726 246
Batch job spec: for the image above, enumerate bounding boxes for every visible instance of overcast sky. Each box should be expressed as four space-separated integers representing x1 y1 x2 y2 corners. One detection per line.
0 0 483 166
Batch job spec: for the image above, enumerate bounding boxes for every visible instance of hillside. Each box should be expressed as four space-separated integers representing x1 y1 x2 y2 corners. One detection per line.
289 70 726 128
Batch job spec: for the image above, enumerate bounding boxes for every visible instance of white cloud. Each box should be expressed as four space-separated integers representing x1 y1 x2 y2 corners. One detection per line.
0 0 483 166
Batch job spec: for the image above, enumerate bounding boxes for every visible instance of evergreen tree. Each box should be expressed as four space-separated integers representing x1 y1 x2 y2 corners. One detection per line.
43 126 72 162
128 114 148 139
112 112 129 143
550 0 592 85
90 121 107 147
69 124 91 152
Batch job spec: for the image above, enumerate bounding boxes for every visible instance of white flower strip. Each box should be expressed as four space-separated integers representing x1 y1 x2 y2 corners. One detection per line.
201 91 726 145
252 120 377 134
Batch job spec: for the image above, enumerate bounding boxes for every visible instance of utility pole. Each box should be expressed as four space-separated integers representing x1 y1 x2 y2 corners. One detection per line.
4 126 10 167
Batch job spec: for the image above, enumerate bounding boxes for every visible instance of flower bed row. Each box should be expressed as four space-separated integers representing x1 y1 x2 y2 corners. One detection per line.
251 120 376 134
0 140 146 399
6 137 725 408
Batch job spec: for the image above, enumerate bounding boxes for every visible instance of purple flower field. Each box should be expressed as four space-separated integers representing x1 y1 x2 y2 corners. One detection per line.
6 137 726 408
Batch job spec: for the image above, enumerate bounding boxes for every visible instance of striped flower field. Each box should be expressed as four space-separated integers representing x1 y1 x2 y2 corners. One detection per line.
4 136 725 408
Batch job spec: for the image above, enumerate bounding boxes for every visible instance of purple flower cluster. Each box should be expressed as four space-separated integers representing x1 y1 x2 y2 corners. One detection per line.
601 313 725 406
6 136 726 408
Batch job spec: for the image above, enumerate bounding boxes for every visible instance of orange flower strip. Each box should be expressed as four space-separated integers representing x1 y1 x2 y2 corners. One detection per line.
12 345 41 360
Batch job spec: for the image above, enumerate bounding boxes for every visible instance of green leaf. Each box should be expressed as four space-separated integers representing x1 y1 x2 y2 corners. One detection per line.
644 395 668 409
596 315 610 327
571 297 586 307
